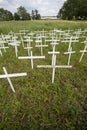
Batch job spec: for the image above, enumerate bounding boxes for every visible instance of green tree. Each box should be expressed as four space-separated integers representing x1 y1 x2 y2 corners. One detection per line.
58 0 87 20
35 9 41 20
77 0 87 19
14 13 20 20
17 6 31 20
31 9 41 20
0 8 13 21
31 10 35 20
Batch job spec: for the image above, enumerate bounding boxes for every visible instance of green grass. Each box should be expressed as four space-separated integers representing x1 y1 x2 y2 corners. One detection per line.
0 20 87 130
0 20 87 33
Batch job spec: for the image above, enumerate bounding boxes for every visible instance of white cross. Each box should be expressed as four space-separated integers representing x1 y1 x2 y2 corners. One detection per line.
8 41 20 57
64 47 75 65
35 36 42 46
0 50 2 56
35 44 48 56
23 37 33 47
48 43 60 65
79 45 87 62
0 47 9 55
18 51 45 69
24 46 33 56
62 36 79 46
0 39 8 52
0 67 27 93
37 55 72 83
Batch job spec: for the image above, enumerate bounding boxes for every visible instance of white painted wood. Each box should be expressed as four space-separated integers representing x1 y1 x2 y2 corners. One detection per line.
64 47 75 65
30 51 34 69
0 39 8 52
3 67 16 93
79 45 87 62
37 52 72 84
18 51 45 69
37 65 72 68
18 55 45 59
24 47 33 56
35 45 48 47
0 67 27 93
48 52 60 54
52 55 56 83
8 41 20 57
0 47 9 49
0 72 27 78
48 43 60 66
80 50 87 53
0 50 3 56
35 44 48 56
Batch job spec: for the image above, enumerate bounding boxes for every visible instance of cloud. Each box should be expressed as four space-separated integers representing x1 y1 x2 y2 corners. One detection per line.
0 0 66 16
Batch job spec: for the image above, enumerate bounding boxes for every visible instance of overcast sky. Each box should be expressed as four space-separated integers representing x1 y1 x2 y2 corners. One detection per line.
0 0 66 16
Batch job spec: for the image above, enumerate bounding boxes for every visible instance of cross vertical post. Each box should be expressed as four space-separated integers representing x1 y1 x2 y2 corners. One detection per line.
3 67 16 93
79 45 87 62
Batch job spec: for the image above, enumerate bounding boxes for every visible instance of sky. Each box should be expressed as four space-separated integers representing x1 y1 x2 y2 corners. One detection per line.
0 0 66 16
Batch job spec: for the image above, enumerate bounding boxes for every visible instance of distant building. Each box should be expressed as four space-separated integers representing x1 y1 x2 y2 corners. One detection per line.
41 16 57 20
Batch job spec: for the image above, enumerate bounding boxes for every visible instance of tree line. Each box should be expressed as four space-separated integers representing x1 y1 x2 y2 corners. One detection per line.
0 6 41 21
0 0 87 21
57 0 87 20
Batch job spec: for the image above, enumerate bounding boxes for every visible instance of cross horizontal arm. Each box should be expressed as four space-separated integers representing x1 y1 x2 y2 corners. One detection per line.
48 52 60 54
80 50 87 52
62 40 79 43
37 65 72 68
0 73 27 79
64 51 75 54
0 47 9 49
24 47 33 49
18 56 45 59
35 45 48 47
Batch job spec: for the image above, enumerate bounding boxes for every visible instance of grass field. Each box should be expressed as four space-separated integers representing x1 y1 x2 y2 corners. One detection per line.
0 20 87 33
0 20 87 130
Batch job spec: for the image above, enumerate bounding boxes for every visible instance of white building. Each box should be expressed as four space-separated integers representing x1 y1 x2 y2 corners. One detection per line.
41 16 57 20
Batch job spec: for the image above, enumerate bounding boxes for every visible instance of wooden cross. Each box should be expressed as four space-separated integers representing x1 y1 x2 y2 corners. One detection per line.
0 67 27 93
64 47 75 65
24 46 33 56
48 42 60 65
62 36 79 45
79 45 87 62
35 44 48 56
37 55 72 83
0 47 9 56
8 41 20 57
18 51 45 69
23 36 33 47
0 39 8 52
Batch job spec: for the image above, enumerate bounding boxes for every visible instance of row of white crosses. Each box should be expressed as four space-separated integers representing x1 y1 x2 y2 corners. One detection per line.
0 31 87 93
37 42 72 83
0 31 47 93
1 32 21 58
0 41 86 93
8 29 86 61
0 30 87 62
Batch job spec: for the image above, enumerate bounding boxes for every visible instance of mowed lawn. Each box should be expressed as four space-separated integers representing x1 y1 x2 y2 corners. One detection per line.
0 20 87 130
